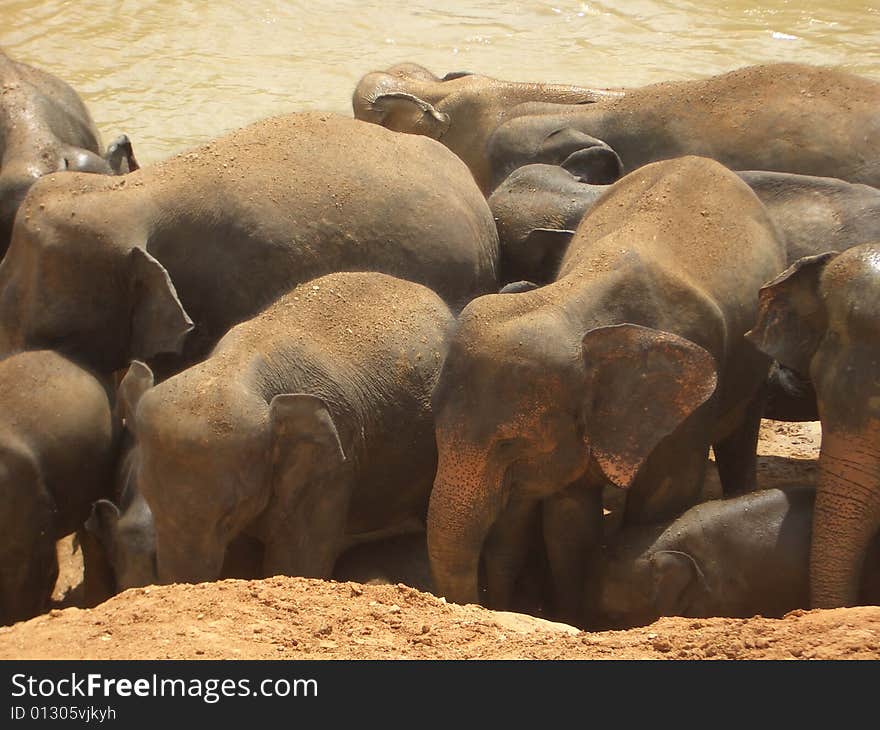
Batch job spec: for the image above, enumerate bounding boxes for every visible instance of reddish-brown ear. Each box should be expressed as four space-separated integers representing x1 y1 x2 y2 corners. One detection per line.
745 252 837 376
582 324 718 489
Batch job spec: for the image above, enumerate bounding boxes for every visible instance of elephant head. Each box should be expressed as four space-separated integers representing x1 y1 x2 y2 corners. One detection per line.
352 63 457 137
427 296 717 607
487 114 623 192
593 539 711 629
488 163 616 285
84 361 158 593
746 243 880 608
0 187 193 374
132 359 347 584
353 64 622 192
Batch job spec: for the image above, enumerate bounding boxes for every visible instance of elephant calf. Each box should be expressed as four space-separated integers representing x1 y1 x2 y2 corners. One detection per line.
592 486 880 629
747 242 880 608
0 49 137 257
124 272 454 584
427 156 786 621
0 351 115 624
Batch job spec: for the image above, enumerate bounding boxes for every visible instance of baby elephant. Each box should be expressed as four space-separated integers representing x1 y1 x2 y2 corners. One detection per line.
126 272 454 585
0 351 115 624
591 486 880 629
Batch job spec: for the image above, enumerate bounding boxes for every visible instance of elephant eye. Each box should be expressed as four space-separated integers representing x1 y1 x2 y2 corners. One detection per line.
495 437 519 453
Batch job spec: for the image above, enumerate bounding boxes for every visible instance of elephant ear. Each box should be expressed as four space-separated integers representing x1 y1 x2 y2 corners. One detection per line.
539 128 623 184
521 227 575 279
269 394 346 495
128 247 194 363
582 324 718 489
368 92 451 138
85 499 121 548
561 147 622 184
649 550 708 616
104 134 140 174
745 252 837 376
116 360 154 427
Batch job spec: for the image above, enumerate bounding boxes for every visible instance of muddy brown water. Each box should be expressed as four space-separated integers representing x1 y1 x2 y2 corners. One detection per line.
2 1 878 165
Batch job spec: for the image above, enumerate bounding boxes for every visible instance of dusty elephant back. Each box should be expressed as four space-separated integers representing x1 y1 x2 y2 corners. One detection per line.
590 64 880 184
213 271 455 429
737 170 880 264
139 115 498 316
558 156 786 341
0 50 102 154
0 350 114 536
0 112 497 374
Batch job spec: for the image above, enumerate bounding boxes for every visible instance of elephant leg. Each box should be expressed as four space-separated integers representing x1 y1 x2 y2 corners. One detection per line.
542 478 603 625
624 406 712 525
77 527 116 607
811 428 880 607
713 389 766 496
482 497 540 610
263 476 352 579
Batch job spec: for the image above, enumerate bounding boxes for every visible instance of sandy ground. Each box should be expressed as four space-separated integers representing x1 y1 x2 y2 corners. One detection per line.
4 418 878 661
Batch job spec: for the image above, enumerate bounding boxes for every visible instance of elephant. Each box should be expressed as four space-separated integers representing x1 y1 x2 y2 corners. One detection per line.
591 485 880 629
0 350 116 624
487 64 880 191
426 156 787 622
490 165 880 288
122 272 453 585
0 49 138 257
83 362 268 595
0 112 498 378
487 164 612 286
352 62 623 193
746 242 880 608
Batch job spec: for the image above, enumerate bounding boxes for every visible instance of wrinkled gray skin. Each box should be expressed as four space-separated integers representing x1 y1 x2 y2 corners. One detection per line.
352 63 623 193
0 112 497 379
0 351 115 624
490 165 880 288
0 49 138 257
427 157 786 622
592 485 880 629
488 64 880 189
746 243 880 608
128 272 454 585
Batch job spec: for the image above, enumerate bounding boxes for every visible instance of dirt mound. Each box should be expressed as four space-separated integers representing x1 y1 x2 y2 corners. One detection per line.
2 576 879 660
4 418 872 660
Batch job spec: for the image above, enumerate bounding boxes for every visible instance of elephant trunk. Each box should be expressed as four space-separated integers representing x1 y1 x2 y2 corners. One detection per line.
427 441 502 606
812 427 880 608
155 527 226 586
